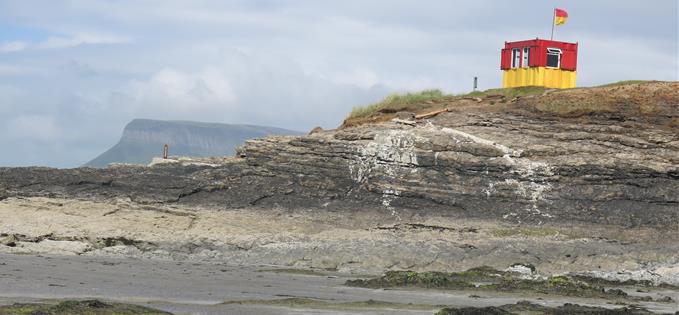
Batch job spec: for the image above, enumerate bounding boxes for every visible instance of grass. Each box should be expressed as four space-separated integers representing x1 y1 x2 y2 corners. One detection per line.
463 85 548 99
596 80 652 88
346 89 450 120
342 80 672 128
345 86 549 122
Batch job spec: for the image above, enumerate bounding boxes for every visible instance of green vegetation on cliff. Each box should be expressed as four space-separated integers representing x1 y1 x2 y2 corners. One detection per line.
343 80 669 128
347 89 450 119
346 86 551 120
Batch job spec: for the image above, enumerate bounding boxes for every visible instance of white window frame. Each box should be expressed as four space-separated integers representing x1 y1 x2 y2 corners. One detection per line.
511 48 521 68
546 48 562 68
522 47 530 68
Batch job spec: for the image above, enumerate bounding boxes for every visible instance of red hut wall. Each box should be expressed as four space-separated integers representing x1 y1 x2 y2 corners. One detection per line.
500 39 578 70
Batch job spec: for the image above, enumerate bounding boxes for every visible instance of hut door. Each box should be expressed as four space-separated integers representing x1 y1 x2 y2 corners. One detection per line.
512 48 521 68
522 47 530 68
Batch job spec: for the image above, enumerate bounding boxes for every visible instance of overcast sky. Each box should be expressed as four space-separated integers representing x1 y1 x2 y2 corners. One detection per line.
1 0 677 167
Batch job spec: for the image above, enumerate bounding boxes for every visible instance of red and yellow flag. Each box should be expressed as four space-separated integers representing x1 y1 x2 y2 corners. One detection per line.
555 8 568 25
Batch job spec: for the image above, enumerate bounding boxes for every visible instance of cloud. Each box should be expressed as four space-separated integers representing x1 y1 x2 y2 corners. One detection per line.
6 115 63 142
59 60 98 76
0 33 129 55
37 33 130 49
104 51 386 130
0 41 27 53
124 67 237 115
577 35 679 83
0 64 47 76
332 68 380 89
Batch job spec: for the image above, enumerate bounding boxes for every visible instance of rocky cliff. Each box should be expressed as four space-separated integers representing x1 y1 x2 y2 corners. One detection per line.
84 119 301 167
2 82 678 230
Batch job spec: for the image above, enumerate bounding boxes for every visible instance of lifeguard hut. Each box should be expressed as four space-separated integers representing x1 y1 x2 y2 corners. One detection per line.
500 38 578 89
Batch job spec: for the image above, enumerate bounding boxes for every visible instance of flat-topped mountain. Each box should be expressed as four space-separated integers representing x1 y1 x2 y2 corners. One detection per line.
84 119 302 167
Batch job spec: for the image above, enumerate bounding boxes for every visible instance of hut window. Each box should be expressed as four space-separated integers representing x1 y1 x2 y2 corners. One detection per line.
512 48 521 68
546 48 561 68
522 47 530 68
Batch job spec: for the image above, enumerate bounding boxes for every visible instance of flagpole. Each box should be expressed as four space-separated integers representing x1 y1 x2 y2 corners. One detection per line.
550 7 556 40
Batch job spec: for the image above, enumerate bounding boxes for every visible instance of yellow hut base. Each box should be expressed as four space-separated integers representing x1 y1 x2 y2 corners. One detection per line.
503 67 576 89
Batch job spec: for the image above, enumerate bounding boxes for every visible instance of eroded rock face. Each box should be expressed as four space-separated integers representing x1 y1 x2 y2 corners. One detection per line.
1 82 677 229
238 116 678 228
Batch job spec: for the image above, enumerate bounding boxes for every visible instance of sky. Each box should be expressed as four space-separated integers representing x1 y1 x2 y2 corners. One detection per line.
0 0 677 168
